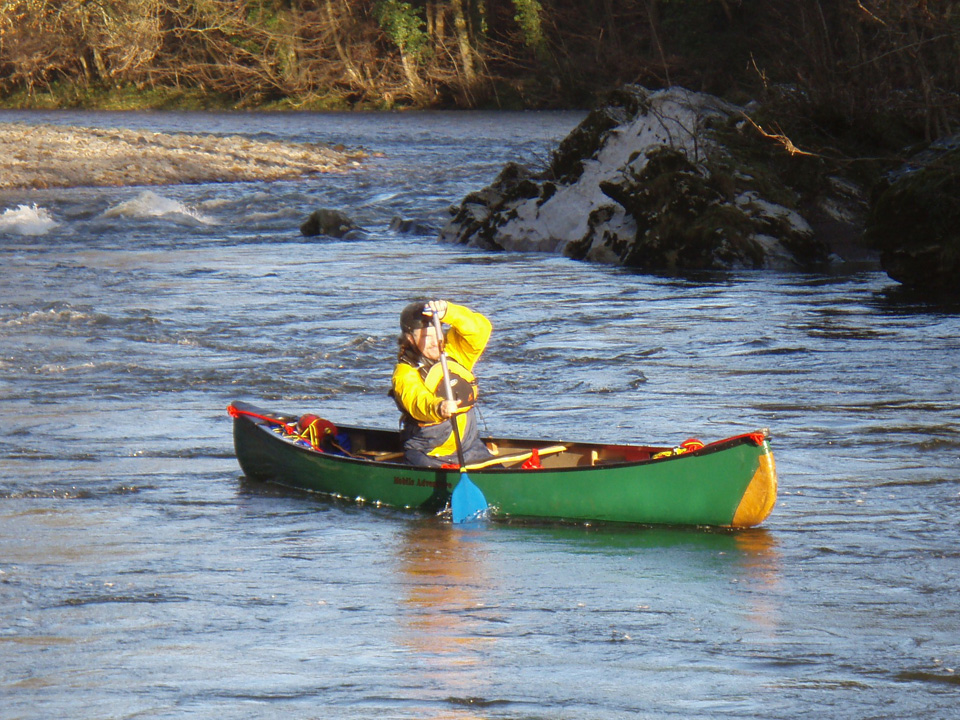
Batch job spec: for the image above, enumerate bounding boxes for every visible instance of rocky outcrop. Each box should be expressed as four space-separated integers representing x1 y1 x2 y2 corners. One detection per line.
866 136 960 296
440 85 854 271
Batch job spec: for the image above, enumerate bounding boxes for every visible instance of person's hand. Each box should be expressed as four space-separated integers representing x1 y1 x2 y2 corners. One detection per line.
437 398 460 418
423 299 448 321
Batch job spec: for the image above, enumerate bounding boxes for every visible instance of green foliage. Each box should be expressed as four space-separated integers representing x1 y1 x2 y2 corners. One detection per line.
471 0 490 37
245 0 286 31
511 0 547 57
374 0 428 58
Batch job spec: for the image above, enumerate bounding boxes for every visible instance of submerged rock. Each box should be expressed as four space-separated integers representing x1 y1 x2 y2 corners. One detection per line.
440 85 841 271
389 216 436 235
866 136 960 296
300 208 362 238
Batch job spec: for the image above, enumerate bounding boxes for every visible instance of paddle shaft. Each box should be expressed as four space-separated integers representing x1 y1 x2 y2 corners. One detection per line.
431 313 466 469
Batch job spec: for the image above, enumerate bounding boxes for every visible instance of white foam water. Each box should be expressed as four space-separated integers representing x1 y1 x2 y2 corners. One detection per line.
0 204 59 235
102 190 216 225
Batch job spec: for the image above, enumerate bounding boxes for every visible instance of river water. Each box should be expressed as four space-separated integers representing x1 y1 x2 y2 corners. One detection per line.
1 109 958 719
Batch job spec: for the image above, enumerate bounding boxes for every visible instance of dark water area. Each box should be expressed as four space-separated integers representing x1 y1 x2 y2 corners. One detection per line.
2 110 959 719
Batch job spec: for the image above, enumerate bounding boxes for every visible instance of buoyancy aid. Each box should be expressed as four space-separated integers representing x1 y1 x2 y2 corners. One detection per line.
392 354 481 458
390 303 492 461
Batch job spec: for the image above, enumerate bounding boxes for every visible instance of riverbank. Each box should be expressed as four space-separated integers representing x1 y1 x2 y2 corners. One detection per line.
0 122 367 190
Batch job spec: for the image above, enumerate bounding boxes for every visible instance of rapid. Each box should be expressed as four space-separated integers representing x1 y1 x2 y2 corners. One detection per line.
1 109 958 719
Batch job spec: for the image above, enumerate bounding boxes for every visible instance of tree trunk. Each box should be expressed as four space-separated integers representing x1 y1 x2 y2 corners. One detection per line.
324 0 369 91
451 0 477 84
400 50 425 97
644 0 670 86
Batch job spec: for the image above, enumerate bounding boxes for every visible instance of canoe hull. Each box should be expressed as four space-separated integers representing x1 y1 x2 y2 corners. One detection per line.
230 401 777 528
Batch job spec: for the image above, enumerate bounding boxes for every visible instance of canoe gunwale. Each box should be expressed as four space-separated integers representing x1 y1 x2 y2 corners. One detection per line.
230 401 768 476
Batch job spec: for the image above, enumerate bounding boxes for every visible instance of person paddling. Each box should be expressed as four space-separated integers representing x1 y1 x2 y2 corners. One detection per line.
391 299 495 467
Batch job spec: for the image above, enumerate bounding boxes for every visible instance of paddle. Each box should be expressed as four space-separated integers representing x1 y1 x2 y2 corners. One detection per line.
429 310 488 523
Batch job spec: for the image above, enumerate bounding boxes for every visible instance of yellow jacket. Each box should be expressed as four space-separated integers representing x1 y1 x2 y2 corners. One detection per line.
391 303 492 458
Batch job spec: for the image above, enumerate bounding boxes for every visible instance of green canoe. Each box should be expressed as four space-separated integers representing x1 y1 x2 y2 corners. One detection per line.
228 401 777 528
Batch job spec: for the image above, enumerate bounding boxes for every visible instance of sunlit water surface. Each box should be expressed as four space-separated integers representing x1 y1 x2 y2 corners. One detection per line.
2 110 959 719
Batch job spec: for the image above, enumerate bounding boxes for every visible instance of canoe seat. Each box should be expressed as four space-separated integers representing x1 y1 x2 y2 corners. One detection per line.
356 449 405 462
464 444 568 470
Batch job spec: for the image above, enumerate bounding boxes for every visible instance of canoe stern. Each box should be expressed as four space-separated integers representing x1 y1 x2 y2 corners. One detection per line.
731 444 777 527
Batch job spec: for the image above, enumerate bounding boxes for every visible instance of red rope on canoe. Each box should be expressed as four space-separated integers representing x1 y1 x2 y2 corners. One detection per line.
226 404 297 435
709 431 768 447
228 404 345 453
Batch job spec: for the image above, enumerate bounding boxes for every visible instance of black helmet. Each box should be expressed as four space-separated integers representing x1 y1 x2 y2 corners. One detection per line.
399 300 430 333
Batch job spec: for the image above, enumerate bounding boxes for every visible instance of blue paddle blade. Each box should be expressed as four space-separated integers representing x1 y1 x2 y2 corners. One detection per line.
451 472 487 524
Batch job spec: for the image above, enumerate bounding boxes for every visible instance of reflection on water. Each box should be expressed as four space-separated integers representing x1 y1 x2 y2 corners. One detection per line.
390 519 787 717
731 529 783 636
731 529 781 580
394 521 495 719
509 522 781 570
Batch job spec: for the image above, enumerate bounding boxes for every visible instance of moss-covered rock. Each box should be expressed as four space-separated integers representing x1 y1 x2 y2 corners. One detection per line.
549 85 651 183
441 85 839 271
580 147 766 269
866 138 960 295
